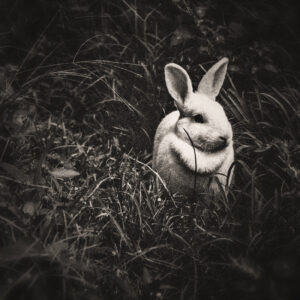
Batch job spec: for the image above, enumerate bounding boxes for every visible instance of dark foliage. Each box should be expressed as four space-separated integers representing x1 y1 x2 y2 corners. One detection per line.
0 1 299 299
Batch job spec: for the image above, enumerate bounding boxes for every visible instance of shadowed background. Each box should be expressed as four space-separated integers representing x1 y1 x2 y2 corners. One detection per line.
0 1 299 299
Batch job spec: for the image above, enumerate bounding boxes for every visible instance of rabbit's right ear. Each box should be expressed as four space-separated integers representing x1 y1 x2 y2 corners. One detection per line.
165 63 193 109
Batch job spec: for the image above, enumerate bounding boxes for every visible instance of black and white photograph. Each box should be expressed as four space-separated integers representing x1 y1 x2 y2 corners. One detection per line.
0 0 299 299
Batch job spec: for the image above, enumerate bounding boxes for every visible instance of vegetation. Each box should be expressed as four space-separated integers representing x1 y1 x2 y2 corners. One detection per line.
0 1 299 299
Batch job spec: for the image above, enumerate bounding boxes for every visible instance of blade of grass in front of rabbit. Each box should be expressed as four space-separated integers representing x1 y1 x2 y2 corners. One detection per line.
183 128 197 192
226 161 237 188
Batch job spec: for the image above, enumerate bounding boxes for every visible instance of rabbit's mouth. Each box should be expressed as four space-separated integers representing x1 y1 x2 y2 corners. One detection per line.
195 140 228 153
182 128 229 153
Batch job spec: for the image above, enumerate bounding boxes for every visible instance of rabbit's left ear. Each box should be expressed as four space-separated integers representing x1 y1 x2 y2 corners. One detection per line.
197 57 228 100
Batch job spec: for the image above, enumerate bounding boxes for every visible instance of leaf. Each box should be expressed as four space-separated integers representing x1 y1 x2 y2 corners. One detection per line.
198 45 210 55
228 65 241 73
170 28 193 46
49 168 80 179
264 64 278 73
195 5 208 19
23 201 36 217
46 241 68 256
3 103 36 136
113 136 121 151
142 267 152 284
0 162 31 183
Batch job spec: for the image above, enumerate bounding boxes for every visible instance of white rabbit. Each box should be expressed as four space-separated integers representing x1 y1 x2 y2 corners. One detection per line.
152 58 234 196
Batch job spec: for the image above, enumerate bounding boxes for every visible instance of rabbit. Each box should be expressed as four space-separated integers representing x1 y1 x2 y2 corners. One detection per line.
152 58 234 196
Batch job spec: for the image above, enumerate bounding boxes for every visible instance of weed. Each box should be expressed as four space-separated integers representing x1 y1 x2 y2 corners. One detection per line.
0 1 299 299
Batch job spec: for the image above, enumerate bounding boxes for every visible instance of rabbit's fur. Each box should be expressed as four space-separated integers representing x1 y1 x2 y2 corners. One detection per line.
153 58 234 196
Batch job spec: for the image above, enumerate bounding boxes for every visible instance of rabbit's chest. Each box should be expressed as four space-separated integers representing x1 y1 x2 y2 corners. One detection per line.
154 146 226 195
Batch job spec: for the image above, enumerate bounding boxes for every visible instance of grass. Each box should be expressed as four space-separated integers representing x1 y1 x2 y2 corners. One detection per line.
0 0 299 299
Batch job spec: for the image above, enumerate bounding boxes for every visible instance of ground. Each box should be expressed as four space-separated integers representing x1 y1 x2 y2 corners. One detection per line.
0 1 299 299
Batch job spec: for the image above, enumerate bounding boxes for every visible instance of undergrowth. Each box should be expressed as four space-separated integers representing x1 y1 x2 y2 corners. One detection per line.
0 1 299 299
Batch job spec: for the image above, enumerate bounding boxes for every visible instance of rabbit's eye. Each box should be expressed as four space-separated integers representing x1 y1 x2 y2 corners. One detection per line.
194 114 204 123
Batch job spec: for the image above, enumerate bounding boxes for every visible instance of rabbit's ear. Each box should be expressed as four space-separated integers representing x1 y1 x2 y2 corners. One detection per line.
165 63 193 108
197 57 228 100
